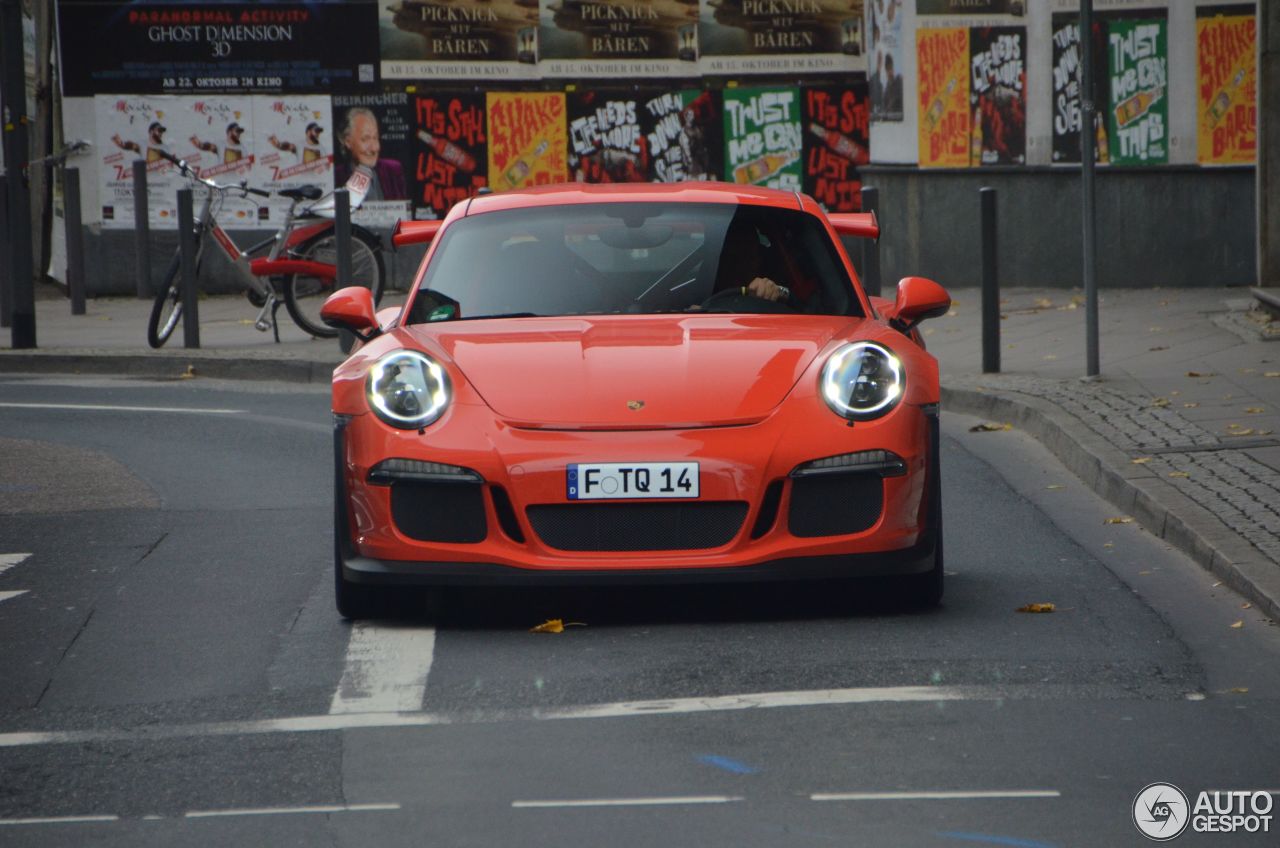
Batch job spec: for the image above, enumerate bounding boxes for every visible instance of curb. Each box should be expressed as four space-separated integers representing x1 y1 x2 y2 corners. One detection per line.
0 351 338 384
942 385 1280 623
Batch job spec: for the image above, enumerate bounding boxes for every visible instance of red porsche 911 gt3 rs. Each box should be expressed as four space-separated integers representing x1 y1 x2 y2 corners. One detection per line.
321 182 951 619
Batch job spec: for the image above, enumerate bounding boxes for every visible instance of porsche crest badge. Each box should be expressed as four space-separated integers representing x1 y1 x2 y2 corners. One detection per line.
626 400 645 411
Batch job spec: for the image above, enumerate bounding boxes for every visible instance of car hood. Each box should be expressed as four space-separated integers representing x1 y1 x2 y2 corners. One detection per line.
406 315 857 429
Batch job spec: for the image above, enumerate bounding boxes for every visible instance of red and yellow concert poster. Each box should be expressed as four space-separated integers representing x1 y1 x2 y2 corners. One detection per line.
917 27 970 168
413 92 488 219
802 83 869 212
486 92 568 189
1196 7 1256 165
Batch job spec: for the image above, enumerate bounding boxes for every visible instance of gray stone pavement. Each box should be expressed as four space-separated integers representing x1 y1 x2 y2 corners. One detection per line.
1 284 1277 619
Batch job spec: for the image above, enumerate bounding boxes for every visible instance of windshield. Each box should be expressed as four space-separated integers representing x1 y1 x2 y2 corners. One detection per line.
406 202 861 323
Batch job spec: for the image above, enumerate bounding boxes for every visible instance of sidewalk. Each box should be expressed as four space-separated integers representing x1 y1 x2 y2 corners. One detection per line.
2 285 1278 619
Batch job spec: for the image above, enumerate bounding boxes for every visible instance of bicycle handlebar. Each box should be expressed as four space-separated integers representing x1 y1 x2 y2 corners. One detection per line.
157 149 272 200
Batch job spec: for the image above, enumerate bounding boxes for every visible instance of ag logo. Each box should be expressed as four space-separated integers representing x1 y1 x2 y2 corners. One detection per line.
1134 783 1190 840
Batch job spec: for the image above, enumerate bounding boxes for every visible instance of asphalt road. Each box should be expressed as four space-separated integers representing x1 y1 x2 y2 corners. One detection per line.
0 374 1277 847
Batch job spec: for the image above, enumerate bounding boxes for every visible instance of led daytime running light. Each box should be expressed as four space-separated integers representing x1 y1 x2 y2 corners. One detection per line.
367 350 451 429
821 341 904 420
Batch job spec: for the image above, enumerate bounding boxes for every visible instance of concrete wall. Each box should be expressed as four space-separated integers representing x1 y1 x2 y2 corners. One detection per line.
860 165 1256 289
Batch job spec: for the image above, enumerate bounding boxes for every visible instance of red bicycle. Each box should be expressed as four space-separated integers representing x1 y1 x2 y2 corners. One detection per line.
146 151 385 347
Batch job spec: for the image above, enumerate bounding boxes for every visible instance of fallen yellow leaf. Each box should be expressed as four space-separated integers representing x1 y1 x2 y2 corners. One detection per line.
1187 371 1215 378
1229 687 1249 694
1227 427 1256 436
1105 516 1135 525
1017 603 1055 614
1242 603 1252 609
1183 402 1199 408
530 619 565 634
180 364 197 379
969 422 1012 433
1265 372 1280 378
1230 620 1244 629
1259 429 1274 436
1131 457 1152 465
1245 407 1264 414
1034 298 1053 309
1043 354 1058 361
1169 471 1190 478
1151 397 1170 408
1045 484 1065 490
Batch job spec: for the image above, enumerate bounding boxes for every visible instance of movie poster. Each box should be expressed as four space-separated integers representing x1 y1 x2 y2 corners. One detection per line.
1049 12 1109 165
1196 6 1256 166
540 0 699 77
58 0 378 96
969 26 1025 165
331 94 414 227
643 88 719 182
916 0 1023 14
802 83 869 211
568 91 650 182
486 92 568 190
1106 16 1167 165
700 0 866 76
867 0 904 121
95 94 184 228
380 0 540 80
917 27 969 168
722 86 802 190
251 95 335 223
411 92 487 219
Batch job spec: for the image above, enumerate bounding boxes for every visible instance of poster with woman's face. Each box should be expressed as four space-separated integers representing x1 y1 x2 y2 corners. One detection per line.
867 0 904 121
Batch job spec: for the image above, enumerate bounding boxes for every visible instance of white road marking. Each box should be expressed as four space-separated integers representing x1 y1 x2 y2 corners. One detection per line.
0 403 243 415
0 815 119 826
811 790 1061 802
513 796 744 809
0 684 1026 749
185 803 399 818
0 591 29 604
329 624 436 715
535 685 973 720
0 553 31 575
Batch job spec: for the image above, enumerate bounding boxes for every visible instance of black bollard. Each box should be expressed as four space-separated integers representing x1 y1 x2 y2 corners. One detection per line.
980 187 999 374
860 185 881 298
333 188 356 353
0 173 9 328
132 159 151 299
177 188 200 348
65 167 86 315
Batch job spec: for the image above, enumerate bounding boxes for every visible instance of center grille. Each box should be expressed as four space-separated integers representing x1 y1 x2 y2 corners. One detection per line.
527 502 748 552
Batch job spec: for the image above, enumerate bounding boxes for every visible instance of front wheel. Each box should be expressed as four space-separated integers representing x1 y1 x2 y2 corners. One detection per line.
284 227 385 338
146 252 183 349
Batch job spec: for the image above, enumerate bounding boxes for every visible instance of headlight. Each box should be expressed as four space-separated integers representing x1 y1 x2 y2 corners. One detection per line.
366 350 451 429
820 341 904 420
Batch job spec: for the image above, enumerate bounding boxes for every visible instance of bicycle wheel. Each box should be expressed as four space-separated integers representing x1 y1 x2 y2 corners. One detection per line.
283 227 385 339
146 252 183 348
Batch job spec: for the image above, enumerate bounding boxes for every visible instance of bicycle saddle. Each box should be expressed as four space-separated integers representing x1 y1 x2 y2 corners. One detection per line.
278 185 324 201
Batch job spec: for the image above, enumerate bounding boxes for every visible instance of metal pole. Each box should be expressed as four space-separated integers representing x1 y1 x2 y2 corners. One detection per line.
132 159 151 298
333 187 355 352
860 185 881 297
177 188 200 348
65 167 85 315
980 187 999 374
0 173 9 327
1081 0 1099 377
2 0 35 347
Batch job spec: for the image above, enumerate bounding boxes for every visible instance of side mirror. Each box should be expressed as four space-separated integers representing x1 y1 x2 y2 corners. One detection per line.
888 276 950 333
321 286 380 342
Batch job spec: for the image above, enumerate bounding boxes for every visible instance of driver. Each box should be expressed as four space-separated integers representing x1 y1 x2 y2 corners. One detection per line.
714 217 791 303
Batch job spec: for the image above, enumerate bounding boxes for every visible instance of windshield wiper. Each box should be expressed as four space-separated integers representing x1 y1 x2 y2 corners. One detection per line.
635 243 704 303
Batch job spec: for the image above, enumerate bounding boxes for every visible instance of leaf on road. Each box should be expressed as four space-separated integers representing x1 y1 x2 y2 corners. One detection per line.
530 619 565 633
1230 620 1244 629
1226 426 1256 436
1187 371 1215 378
1148 345 1169 352
1151 397 1170 408
1131 457 1153 465
1034 297 1053 309
1169 471 1190 478
1045 484 1065 490
1265 372 1280 378
1245 407 1264 414
1242 603 1252 609
1228 687 1249 694
1104 516 1135 525
1183 402 1199 408
969 422 1013 433
1016 603 1055 614
180 364 197 379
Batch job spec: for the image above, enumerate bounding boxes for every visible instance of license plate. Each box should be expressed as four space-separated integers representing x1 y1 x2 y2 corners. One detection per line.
567 462 699 500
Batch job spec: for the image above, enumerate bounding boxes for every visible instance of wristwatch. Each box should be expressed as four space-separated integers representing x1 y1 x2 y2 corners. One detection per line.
776 284 791 301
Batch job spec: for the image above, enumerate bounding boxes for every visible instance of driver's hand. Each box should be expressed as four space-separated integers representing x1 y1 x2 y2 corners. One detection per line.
746 277 785 301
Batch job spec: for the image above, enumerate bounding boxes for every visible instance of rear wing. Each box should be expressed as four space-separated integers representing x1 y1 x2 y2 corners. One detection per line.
392 219 443 248
828 211 879 242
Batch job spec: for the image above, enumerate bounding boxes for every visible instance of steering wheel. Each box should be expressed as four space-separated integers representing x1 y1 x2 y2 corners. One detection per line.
699 287 797 314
